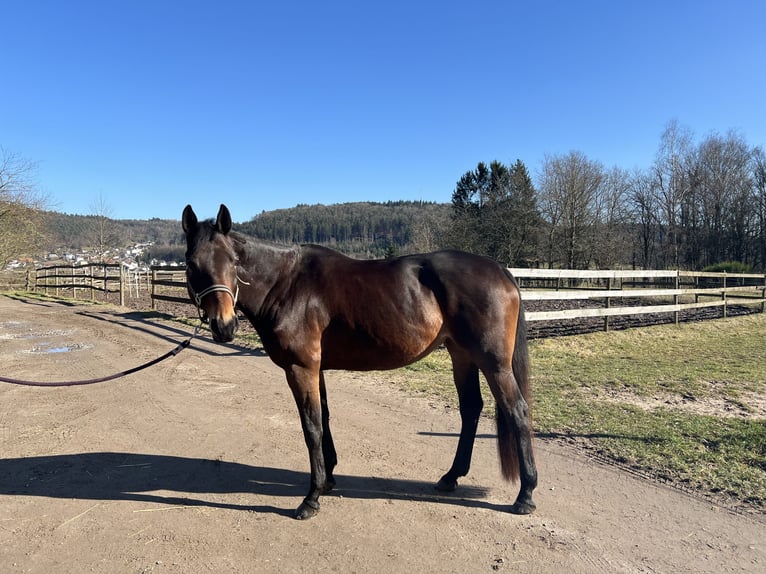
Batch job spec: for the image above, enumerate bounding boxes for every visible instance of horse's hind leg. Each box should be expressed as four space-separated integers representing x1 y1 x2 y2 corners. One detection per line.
319 371 337 489
436 343 483 492
485 368 537 514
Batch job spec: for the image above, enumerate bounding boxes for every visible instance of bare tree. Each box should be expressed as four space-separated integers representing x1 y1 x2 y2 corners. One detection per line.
89 192 117 262
693 130 753 266
538 151 604 268
592 166 633 268
628 169 660 268
0 148 49 267
651 120 694 268
753 147 766 269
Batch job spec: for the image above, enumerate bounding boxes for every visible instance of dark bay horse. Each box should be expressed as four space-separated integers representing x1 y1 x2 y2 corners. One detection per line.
182 204 537 520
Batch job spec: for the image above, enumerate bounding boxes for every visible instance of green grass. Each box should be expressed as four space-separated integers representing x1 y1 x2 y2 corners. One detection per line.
395 315 766 511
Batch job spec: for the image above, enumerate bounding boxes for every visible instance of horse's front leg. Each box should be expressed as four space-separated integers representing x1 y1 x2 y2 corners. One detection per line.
319 371 338 489
286 364 331 520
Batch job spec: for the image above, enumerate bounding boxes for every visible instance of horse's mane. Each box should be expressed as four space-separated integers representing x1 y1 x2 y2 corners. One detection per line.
229 230 299 262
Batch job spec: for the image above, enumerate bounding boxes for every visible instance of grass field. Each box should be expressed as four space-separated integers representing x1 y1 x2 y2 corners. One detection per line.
396 314 766 512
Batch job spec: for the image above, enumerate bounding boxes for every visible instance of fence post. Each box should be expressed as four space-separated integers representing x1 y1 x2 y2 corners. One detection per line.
151 267 157 310
604 277 612 332
674 272 680 325
762 273 766 313
119 264 125 306
722 273 728 319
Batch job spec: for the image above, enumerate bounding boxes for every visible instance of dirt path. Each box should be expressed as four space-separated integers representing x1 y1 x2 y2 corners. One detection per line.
0 295 763 573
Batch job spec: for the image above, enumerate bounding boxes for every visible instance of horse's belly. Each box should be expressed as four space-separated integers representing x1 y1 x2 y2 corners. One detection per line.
321 340 443 371
320 317 444 371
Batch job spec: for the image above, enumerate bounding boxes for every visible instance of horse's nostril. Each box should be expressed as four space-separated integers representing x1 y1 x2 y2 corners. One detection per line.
210 317 238 343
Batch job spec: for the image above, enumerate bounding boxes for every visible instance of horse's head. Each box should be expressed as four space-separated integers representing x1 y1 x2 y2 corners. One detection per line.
182 204 240 343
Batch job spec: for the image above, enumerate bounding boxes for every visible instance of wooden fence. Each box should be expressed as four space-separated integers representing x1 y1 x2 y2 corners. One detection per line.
509 268 766 331
0 269 31 291
34 263 127 305
149 266 189 308
24 263 766 333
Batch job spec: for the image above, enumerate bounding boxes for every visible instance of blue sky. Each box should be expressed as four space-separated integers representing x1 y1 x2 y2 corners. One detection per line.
3 0 764 221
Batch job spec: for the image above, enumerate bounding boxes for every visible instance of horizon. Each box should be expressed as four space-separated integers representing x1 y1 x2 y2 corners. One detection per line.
49 197 445 223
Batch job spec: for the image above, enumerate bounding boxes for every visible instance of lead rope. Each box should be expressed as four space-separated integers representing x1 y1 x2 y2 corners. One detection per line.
0 324 201 388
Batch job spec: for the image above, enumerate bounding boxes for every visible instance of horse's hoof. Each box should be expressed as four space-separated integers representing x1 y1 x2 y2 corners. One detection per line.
294 500 320 520
435 476 458 492
509 499 536 515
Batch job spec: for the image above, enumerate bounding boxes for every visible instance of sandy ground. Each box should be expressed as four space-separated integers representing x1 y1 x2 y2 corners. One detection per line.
0 294 764 573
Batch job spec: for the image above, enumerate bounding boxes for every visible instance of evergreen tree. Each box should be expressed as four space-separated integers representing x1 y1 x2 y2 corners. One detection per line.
446 160 540 265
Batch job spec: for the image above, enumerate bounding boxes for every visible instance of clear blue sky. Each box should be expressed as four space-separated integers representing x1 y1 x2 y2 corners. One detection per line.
3 0 764 222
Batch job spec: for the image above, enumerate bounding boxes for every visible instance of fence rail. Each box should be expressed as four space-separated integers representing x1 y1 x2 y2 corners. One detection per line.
34 263 127 305
509 268 766 330
0 269 31 290
23 263 766 334
150 266 189 308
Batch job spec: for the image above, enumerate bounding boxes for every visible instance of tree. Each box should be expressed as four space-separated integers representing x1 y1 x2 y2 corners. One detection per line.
693 131 753 267
89 192 117 262
651 120 694 268
445 162 489 255
445 160 540 265
0 148 48 267
486 159 540 266
538 151 604 268
628 169 660 268
752 147 766 269
592 166 633 268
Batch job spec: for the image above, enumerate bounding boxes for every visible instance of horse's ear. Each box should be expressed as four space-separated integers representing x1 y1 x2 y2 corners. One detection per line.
182 205 197 234
216 204 232 235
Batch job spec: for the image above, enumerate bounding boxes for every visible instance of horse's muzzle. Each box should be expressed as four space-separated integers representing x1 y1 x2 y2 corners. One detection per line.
209 315 239 343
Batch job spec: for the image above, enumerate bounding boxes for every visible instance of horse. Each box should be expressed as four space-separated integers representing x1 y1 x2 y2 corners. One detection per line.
182 204 537 520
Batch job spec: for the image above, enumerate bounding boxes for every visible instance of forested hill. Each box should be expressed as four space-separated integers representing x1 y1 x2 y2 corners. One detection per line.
44 212 185 252
42 201 451 260
235 201 450 257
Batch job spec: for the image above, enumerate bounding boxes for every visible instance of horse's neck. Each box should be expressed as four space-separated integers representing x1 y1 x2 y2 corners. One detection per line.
235 239 297 313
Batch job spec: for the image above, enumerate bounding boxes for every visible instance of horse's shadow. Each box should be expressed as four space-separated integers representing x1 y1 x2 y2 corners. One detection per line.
0 452 502 517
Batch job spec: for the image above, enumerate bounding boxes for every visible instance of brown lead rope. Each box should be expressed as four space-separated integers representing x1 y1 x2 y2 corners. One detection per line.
0 326 199 388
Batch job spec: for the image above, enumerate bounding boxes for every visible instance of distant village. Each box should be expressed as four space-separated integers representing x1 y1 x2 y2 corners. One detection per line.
5 242 182 273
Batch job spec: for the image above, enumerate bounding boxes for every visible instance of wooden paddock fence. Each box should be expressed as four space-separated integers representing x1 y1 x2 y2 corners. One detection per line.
149 265 189 308
0 269 32 291
32 263 130 306
20 263 766 333
509 268 766 331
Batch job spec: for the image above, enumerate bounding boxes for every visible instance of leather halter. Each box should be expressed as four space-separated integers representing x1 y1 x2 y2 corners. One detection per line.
190 283 239 323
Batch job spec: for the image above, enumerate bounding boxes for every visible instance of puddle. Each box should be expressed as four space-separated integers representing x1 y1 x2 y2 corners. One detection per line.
23 342 91 354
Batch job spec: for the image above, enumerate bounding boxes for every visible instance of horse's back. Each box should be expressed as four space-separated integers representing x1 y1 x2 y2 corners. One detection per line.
418 250 521 309
297 246 520 318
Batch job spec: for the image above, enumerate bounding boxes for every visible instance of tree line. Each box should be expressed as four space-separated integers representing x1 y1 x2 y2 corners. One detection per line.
3 118 765 271
443 121 766 271
235 201 449 258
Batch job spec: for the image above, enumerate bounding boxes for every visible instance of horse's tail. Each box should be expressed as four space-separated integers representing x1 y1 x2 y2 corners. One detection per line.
496 273 532 482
